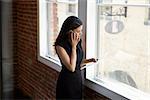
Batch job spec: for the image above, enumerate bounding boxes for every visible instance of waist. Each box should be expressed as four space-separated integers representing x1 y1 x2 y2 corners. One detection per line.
61 67 81 73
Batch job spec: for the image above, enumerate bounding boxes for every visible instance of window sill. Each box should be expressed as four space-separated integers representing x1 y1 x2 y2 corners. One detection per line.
37 55 150 100
85 76 150 100
38 55 61 72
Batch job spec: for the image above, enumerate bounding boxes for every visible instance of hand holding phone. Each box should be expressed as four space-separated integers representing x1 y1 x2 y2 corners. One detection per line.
84 58 98 63
68 30 80 47
80 58 99 70
68 30 74 40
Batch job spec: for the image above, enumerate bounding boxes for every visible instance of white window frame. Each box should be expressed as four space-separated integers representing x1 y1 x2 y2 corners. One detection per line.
38 0 61 72
85 0 150 100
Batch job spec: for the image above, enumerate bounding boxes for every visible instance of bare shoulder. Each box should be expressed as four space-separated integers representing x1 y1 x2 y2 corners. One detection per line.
55 45 66 55
56 45 65 51
55 45 70 66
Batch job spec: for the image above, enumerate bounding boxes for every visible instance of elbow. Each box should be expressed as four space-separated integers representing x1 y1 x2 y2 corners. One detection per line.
69 66 75 72
68 64 75 73
70 68 75 72
66 64 75 72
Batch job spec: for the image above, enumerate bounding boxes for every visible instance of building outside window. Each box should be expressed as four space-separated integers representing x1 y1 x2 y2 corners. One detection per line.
86 0 150 99
47 0 78 61
68 4 76 14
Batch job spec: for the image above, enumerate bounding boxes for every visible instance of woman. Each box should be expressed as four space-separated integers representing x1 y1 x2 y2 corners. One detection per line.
55 16 97 99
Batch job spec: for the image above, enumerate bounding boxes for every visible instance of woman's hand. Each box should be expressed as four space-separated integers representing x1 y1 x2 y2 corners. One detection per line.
80 58 98 67
80 58 98 70
70 31 80 48
84 58 98 63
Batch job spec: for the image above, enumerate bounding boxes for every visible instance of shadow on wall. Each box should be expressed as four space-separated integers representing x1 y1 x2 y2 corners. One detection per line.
1 0 14 99
0 0 2 99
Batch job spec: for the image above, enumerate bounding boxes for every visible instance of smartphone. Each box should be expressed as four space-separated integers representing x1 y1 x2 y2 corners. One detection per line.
68 30 74 40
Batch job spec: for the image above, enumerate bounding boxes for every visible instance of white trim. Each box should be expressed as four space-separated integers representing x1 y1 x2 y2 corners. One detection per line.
84 78 128 100
86 0 97 79
37 55 61 72
85 77 150 100
39 0 47 57
97 3 150 8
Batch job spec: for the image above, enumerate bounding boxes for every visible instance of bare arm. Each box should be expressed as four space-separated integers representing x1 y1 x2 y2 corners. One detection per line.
56 31 80 72
56 46 77 72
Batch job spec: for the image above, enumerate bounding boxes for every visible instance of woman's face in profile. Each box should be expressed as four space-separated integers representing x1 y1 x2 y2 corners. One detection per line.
72 25 83 38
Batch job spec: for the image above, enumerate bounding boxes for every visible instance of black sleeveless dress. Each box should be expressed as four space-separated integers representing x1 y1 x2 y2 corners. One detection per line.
56 40 83 100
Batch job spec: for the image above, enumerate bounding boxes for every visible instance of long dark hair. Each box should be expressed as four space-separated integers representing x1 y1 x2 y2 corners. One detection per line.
54 16 83 46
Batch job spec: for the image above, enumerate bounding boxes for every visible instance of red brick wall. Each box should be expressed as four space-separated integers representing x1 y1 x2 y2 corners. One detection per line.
12 0 109 99
13 0 58 99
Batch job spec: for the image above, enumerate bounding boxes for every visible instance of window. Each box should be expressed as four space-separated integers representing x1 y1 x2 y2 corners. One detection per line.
38 0 78 71
47 0 78 60
39 0 150 99
86 0 150 99
68 4 76 13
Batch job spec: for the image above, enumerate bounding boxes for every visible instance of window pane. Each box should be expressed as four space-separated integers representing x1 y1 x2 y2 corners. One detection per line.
46 0 78 61
96 5 150 95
